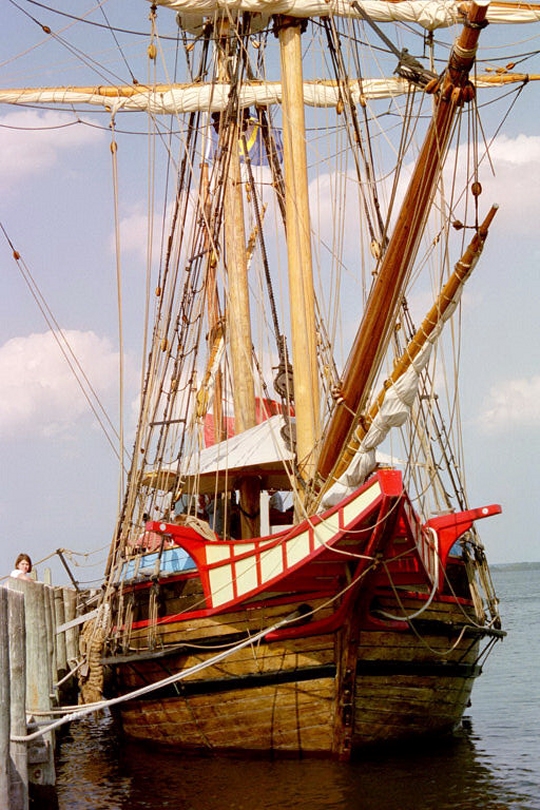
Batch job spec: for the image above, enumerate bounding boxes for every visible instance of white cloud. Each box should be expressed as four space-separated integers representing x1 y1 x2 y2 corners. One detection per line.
0 109 103 190
473 134 540 235
117 207 149 258
479 375 540 432
117 194 198 263
0 330 120 440
308 133 540 267
487 133 540 167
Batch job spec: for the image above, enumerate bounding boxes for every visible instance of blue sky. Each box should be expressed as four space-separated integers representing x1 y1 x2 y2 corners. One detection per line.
1 1 540 585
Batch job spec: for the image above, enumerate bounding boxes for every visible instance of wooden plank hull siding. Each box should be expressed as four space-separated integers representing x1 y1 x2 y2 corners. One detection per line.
351 606 481 749
107 594 485 757
119 676 336 753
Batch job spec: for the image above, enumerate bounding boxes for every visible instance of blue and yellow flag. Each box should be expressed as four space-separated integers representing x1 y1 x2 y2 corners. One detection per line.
238 117 283 166
207 113 283 166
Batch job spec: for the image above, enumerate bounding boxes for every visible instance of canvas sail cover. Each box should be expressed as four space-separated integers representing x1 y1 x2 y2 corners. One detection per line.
158 0 540 31
143 415 295 496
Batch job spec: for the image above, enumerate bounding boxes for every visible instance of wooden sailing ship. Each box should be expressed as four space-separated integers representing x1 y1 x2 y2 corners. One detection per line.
4 0 539 757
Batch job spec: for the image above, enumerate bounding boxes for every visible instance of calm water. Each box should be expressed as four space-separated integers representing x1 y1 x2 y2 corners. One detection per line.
55 564 540 810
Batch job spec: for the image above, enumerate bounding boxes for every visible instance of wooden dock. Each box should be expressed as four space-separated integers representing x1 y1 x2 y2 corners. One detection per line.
1 578 82 810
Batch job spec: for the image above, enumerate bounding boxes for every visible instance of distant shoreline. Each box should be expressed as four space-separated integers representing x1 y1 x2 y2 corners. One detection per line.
492 560 540 570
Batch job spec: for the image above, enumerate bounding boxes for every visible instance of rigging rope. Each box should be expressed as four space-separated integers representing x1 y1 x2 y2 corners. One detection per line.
109 115 126 505
0 221 125 466
12 608 305 743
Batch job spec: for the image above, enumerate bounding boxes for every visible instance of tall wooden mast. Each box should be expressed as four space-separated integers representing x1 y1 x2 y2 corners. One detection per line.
218 19 260 536
315 0 491 485
277 16 321 489
320 204 499 497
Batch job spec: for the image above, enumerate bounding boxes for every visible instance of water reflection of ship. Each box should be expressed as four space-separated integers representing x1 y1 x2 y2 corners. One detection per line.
56 712 531 810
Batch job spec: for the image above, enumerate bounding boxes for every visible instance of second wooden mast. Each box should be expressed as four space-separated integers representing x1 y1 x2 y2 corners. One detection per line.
315 0 492 490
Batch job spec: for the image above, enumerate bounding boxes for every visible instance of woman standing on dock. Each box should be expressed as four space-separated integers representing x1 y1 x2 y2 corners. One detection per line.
10 553 32 581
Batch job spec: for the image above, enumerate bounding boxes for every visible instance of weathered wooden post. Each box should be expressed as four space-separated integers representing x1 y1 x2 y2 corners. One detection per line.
53 589 67 685
0 587 11 808
63 588 78 671
8 580 56 804
28 583 55 796
8 587 28 810
44 586 55 688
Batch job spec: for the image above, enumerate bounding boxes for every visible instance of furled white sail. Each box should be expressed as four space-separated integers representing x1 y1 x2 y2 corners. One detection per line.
155 0 540 32
320 340 435 508
1 74 536 114
320 289 463 509
0 79 411 113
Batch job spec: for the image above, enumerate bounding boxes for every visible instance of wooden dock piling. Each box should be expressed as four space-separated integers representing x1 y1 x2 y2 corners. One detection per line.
0 587 12 808
1 578 82 810
8 588 27 810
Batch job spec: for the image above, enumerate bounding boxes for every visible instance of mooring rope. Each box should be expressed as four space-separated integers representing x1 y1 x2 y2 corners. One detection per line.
11 608 302 743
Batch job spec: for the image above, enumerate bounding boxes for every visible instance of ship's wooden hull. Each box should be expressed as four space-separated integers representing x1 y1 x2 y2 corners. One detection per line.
103 471 500 759
106 591 485 758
